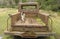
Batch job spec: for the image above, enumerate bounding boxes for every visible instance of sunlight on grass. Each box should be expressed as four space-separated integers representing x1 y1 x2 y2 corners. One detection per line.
0 8 17 34
53 17 60 33
0 8 17 39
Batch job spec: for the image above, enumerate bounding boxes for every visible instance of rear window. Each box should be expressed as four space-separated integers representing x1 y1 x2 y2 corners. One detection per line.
22 6 37 10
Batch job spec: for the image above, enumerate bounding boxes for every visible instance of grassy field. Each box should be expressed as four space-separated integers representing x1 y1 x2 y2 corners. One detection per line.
0 8 17 39
0 8 60 39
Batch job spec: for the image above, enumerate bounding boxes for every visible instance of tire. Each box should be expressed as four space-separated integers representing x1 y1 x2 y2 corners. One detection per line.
37 36 47 39
13 35 22 39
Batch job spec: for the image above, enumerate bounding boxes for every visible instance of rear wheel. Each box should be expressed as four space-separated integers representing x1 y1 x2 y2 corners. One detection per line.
37 36 50 39
23 38 37 39
13 35 22 39
13 36 37 39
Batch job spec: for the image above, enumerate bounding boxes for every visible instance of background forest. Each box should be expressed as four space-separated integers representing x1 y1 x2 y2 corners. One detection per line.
0 0 60 12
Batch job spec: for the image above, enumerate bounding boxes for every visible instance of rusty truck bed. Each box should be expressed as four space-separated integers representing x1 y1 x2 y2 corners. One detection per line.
14 18 45 26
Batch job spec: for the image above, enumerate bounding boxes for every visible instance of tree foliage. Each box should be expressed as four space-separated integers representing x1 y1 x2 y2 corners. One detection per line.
0 0 60 11
38 0 60 11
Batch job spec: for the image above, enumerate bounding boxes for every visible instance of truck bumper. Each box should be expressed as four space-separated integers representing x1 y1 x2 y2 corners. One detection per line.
4 30 55 38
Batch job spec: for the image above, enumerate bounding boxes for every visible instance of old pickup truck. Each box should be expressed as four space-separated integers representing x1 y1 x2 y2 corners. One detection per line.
4 2 55 39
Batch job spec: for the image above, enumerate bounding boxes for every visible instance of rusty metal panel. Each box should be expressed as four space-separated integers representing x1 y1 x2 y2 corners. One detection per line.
38 13 50 26
12 26 48 32
10 13 21 25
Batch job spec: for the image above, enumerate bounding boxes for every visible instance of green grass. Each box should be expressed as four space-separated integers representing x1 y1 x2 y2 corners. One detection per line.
0 8 17 34
0 8 17 39
0 8 60 39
